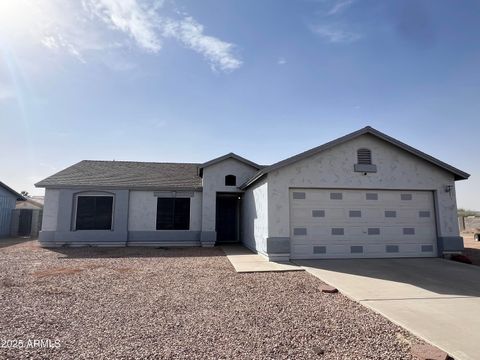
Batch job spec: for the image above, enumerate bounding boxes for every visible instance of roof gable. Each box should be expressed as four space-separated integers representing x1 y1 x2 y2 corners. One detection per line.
241 126 469 188
199 153 261 176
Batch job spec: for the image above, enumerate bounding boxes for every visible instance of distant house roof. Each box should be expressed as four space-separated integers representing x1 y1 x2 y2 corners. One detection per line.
240 126 470 189
16 198 43 209
35 160 203 190
198 152 262 176
0 182 25 201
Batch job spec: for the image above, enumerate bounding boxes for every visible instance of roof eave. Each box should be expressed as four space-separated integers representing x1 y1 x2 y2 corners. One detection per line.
36 184 204 192
0 182 26 201
199 153 261 176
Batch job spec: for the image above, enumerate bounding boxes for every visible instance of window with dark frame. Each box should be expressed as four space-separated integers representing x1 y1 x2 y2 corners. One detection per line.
75 196 113 230
225 174 236 186
357 148 372 164
156 198 190 230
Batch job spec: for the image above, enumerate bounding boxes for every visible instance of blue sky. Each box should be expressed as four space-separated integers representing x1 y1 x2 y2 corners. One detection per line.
0 0 478 209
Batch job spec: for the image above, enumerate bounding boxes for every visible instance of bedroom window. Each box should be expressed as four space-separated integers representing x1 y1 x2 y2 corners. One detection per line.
156 198 190 230
357 148 372 164
75 195 114 230
225 174 236 186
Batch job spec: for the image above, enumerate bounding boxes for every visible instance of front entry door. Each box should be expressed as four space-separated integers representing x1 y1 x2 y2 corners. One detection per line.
216 193 241 244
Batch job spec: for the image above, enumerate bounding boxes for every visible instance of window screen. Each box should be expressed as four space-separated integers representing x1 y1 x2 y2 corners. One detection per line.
156 198 190 230
76 196 113 230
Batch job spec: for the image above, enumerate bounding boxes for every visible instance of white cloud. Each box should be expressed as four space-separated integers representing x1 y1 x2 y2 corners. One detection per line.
277 57 287 65
311 24 361 43
83 0 162 52
0 0 242 72
327 0 355 15
83 0 241 71
162 17 242 71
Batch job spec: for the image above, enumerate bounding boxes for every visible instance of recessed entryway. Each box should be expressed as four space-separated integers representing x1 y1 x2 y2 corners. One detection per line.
216 193 241 244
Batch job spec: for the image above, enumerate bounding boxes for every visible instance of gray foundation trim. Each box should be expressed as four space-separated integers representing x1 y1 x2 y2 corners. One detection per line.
437 236 464 253
266 237 290 254
128 231 201 242
200 231 216 247
266 253 291 262
354 164 377 173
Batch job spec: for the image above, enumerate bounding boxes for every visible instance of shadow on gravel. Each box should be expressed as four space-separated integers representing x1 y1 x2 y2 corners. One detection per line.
48 246 226 259
0 237 35 249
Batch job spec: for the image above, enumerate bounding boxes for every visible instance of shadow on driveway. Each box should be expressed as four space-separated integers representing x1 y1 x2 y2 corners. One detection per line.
296 258 480 298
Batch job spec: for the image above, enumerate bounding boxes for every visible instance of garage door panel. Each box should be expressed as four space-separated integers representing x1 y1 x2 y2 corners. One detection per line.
290 189 437 259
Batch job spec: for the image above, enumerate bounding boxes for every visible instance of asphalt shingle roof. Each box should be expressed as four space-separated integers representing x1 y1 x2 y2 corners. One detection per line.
35 160 202 190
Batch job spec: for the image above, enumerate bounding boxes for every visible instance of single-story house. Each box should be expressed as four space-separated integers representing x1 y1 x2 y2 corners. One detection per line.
0 182 25 238
35 126 469 260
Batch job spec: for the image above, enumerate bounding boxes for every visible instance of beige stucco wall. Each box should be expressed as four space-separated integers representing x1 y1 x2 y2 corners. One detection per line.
201 158 259 232
267 133 459 239
242 177 269 254
128 191 202 231
41 189 60 231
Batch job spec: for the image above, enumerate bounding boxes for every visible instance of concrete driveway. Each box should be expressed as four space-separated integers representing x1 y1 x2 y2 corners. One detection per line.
296 258 480 360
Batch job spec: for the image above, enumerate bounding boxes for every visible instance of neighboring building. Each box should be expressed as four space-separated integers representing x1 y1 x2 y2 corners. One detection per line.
12 197 44 238
0 182 25 238
35 126 469 260
16 196 44 210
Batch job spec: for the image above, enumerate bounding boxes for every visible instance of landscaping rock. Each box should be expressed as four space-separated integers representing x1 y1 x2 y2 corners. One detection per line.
0 240 426 359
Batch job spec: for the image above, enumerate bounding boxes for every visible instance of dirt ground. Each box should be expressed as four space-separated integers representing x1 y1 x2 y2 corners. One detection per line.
0 240 425 360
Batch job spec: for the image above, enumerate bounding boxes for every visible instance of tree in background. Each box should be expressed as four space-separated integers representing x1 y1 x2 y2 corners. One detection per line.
458 208 480 217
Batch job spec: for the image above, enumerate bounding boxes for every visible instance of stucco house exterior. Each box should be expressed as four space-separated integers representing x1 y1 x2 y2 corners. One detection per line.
36 127 469 261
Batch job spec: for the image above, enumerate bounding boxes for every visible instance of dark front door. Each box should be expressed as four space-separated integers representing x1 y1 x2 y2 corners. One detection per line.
216 193 241 244
18 210 32 237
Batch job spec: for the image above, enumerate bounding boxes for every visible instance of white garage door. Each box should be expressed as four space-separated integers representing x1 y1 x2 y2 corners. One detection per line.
290 189 437 259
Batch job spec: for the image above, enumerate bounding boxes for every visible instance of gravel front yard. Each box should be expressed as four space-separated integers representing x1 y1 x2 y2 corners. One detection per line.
0 241 424 359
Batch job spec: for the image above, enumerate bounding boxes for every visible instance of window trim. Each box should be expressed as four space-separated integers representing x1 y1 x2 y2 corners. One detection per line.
73 192 115 231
